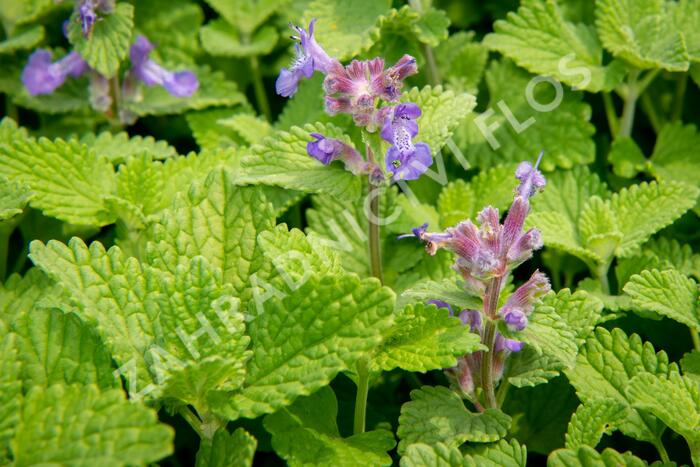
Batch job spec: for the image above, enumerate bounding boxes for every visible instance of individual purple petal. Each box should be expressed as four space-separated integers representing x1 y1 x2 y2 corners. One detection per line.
21 50 89 95
502 195 529 250
128 35 198 97
507 227 543 264
307 133 344 164
427 300 453 315
495 334 525 352
386 142 433 181
505 270 550 311
380 103 421 153
503 308 528 331
295 19 336 73
515 151 546 199
397 222 428 240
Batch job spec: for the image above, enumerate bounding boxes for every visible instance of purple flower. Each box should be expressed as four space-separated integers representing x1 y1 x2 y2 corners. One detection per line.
77 0 114 37
385 143 432 181
276 19 337 97
515 150 546 199
21 49 89 95
499 270 550 331
495 334 525 352
397 222 429 240
128 35 198 97
381 103 421 155
427 300 453 315
306 133 370 175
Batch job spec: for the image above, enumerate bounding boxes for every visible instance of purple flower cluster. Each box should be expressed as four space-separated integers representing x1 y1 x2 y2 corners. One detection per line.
21 2 198 120
276 20 432 182
415 154 550 399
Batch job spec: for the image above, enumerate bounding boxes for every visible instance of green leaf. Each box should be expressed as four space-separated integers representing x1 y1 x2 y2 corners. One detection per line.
397 386 511 454
504 349 562 388
204 0 284 35
595 0 689 71
626 371 700 463
125 67 247 117
134 0 203 64
0 331 21 460
565 399 628 449
195 428 257 467
218 113 273 146
0 0 58 34
371 303 485 373
12 384 174 466
275 74 333 131
463 60 595 171
264 386 395 466
201 20 278 57
549 446 647 467
396 277 481 312
437 164 517 227
519 302 578 370
484 0 626 92
80 131 177 165
13 75 91 114
12 308 118 390
187 108 248 151
610 180 699 257
0 25 44 54
401 86 476 155
0 175 31 222
671 0 700 62
238 123 362 200
435 32 489 94
623 268 699 328
401 442 467 467
211 274 394 420
578 196 621 263
67 3 134 77
462 439 527 467
608 137 646 179
413 8 450 47
301 0 391 60
565 328 669 444
0 118 117 226
649 123 700 191
544 289 604 344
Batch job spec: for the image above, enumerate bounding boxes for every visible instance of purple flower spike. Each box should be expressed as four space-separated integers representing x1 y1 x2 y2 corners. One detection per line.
307 132 344 164
385 142 432 181
129 35 198 97
22 50 89 95
276 19 337 97
515 151 546 199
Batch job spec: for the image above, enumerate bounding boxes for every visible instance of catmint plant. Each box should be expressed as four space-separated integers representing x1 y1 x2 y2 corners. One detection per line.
410 153 549 409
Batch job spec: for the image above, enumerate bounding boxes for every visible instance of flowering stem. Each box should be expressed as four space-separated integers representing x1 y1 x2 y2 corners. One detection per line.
480 276 503 409
368 179 384 284
249 54 272 122
353 359 370 434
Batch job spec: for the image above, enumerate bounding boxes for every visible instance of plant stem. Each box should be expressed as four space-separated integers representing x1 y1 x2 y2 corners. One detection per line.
595 262 611 295
353 359 370 434
640 93 663 134
480 276 504 409
654 438 671 463
495 380 510 408
178 406 204 438
249 55 272 122
617 70 640 139
671 72 688 122
602 92 619 136
368 181 384 284
421 44 441 87
691 328 700 351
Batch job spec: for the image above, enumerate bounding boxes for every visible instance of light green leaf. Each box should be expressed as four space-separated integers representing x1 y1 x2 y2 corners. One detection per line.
435 32 489 93
504 348 562 387
565 328 669 444
148 169 275 298
649 123 700 191
12 384 173 466
396 277 481 312
565 399 628 449
578 196 621 263
134 0 204 64
623 268 699 328
187 108 248 151
217 114 272 146
437 164 517 227
484 0 625 92
463 439 527 467
67 3 134 77
463 60 595 171
627 371 700 464
671 0 700 62
371 303 485 373
0 118 117 226
616 236 700 284
201 21 278 57
204 0 284 35
0 25 44 54
595 0 689 71
238 123 362 200
610 180 698 257
397 385 511 454
0 331 21 460
544 289 603 344
12 308 117 390
125 67 247 117
80 131 177 164
549 445 647 467
264 386 395 466
401 86 476 155
401 442 467 467
682 350 700 384
608 137 646 179
413 8 450 47
211 274 394 420
0 175 31 222
0 0 58 34
301 0 391 60
195 428 257 467
519 302 578 369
